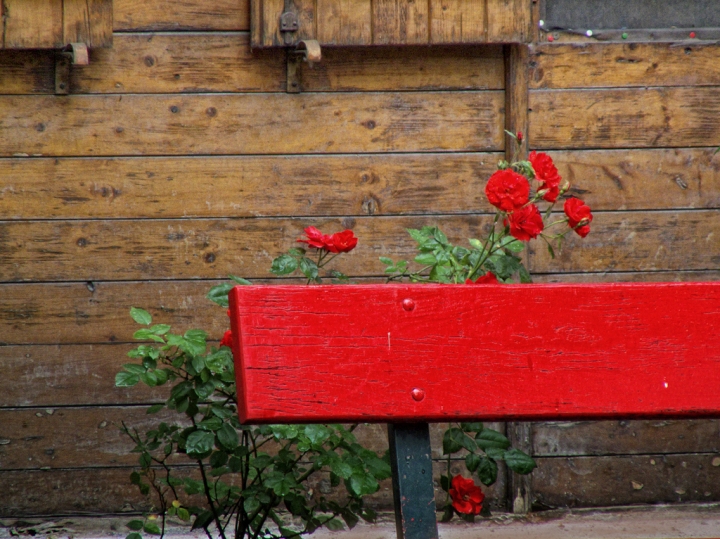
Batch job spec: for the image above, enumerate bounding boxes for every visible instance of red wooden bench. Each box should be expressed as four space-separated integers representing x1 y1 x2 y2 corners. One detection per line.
228 282 720 539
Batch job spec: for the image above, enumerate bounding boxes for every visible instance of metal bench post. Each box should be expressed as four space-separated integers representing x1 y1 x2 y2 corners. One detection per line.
388 423 439 539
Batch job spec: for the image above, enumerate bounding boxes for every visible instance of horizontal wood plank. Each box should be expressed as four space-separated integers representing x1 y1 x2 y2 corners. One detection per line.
533 420 720 457
534 454 720 508
530 42 720 90
113 0 249 31
230 283 720 423
0 51 56 94
529 210 720 273
0 92 503 157
0 215 494 282
534 270 720 284
0 154 501 219
530 87 720 149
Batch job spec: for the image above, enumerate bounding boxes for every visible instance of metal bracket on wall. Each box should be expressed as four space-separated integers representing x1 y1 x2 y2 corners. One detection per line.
54 43 89 95
286 40 322 94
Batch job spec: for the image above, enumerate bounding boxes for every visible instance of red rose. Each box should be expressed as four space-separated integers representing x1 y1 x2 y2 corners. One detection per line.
485 169 530 212
219 330 233 348
529 151 562 203
516 131 523 143
449 475 484 515
505 204 544 241
564 197 593 238
326 230 358 253
297 226 333 250
465 272 499 284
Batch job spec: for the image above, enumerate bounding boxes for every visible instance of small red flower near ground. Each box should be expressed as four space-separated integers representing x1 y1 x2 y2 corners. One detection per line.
564 197 593 238
505 204 544 241
485 169 530 212
219 330 233 348
449 475 484 515
529 151 562 203
465 272 499 284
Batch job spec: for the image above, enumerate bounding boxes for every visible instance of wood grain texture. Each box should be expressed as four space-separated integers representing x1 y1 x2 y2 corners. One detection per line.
316 0 372 45
372 0 429 45
0 51 56 94
528 210 720 273
229 283 720 423
529 87 720 150
63 0 113 48
0 407 191 469
0 92 504 157
0 153 501 219
3 0 62 49
260 0 316 47
533 420 720 457
429 0 486 44
530 42 720 90
0 215 493 282
504 44 529 160
113 0 249 31
533 454 720 508
0 345 173 406
487 0 530 43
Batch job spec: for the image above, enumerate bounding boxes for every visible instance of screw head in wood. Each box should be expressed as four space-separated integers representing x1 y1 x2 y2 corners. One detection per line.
402 298 415 311
411 388 425 401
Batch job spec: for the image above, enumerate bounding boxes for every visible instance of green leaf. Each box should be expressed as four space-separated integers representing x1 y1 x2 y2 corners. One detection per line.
244 496 260 514
299 257 319 281
547 242 555 259
519 265 533 284
115 372 139 387
443 427 476 454
177 507 191 521
139 370 159 387
476 457 498 486
191 510 214 530
379 257 393 266
440 505 454 523
270 254 299 276
229 275 252 285
475 428 511 450
341 509 359 530
485 447 506 460
146 404 164 414
433 228 449 245
186 430 215 458
130 307 152 326
414 253 437 266
501 236 525 253
439 474 450 492
126 520 144 531
207 283 233 307
126 533 142 539
349 473 379 496
143 522 161 536
504 449 537 474
149 324 171 335
325 519 344 532
122 364 146 375
460 422 484 433
198 417 223 431
217 423 239 451
465 452 481 472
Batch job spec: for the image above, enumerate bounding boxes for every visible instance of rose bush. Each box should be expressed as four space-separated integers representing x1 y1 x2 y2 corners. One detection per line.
116 131 593 536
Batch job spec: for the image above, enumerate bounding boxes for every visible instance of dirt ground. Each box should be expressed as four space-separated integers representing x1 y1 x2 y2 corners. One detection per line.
2 504 720 539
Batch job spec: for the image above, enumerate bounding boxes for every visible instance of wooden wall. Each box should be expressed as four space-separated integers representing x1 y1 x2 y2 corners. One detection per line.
1 0 719 517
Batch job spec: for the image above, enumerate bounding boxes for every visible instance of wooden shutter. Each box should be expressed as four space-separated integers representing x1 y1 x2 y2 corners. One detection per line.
1 0 113 49
251 0 531 48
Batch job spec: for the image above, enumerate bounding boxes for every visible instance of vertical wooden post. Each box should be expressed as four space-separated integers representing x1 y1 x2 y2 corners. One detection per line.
388 423 439 539
504 42 533 515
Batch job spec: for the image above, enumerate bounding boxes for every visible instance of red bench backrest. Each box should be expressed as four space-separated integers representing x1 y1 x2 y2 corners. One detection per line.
229 282 720 424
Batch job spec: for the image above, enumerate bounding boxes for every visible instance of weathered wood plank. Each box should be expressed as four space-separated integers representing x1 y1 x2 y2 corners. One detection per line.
530 42 720 90
0 407 191 469
487 0 530 43
3 0 62 49
534 454 720 508
529 210 720 273
0 153 501 219
533 420 720 457
534 270 720 284
530 87 720 150
0 215 494 282
429 0 486 44
0 345 173 407
113 0 249 31
0 35 503 94
0 92 504 156
63 0 113 48
372 0 429 45
316 0 372 46
230 282 720 423
260 0 315 47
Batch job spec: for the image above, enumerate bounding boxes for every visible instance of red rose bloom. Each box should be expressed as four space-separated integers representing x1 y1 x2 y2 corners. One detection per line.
564 197 593 238
485 169 530 212
465 272 499 284
449 475 484 515
219 330 233 348
505 204 544 241
529 151 562 203
326 230 358 253
297 226 333 250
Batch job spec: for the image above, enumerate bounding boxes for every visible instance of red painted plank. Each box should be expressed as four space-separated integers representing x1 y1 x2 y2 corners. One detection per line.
229 283 720 424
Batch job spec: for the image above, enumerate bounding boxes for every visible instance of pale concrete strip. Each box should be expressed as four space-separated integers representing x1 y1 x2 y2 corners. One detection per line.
2 505 720 539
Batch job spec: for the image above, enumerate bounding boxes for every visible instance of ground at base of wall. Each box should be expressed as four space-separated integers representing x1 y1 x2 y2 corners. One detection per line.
2 504 720 539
